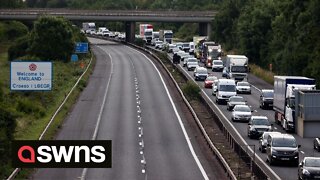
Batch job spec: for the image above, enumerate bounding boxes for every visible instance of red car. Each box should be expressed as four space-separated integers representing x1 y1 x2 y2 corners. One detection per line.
204 76 218 88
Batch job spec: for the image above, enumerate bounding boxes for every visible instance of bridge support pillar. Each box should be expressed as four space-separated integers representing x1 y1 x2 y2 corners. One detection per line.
199 23 211 38
125 21 136 43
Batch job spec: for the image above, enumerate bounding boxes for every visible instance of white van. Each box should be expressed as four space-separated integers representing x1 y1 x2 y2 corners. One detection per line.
215 79 236 104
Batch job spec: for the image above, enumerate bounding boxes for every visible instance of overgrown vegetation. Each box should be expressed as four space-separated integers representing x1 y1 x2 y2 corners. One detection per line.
0 17 90 179
212 0 320 87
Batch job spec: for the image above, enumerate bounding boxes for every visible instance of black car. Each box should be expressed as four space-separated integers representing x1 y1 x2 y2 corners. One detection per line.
298 157 320 180
247 116 272 139
259 89 274 109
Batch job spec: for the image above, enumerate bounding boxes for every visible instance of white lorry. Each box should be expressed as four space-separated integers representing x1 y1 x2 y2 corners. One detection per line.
139 24 153 45
159 30 173 44
82 22 96 34
225 55 248 81
273 76 316 132
151 31 160 46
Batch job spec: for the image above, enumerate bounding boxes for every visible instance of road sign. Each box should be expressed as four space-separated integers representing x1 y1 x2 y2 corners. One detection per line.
71 54 78 62
10 61 52 91
75 42 88 53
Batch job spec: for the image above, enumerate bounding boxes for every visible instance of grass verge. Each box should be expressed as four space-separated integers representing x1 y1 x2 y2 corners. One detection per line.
0 42 96 179
249 64 274 85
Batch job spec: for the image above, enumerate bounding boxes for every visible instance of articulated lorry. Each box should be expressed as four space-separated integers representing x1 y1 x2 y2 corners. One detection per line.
225 55 248 81
139 24 153 44
193 36 208 59
82 22 96 34
202 42 222 68
273 76 316 132
159 30 173 44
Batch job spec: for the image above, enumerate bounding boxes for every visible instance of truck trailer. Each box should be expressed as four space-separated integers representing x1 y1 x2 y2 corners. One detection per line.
225 55 248 81
273 76 316 132
139 24 153 44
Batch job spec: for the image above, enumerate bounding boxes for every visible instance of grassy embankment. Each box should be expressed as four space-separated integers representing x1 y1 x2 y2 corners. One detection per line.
0 42 95 178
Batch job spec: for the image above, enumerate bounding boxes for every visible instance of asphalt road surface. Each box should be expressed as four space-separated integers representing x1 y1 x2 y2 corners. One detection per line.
166 51 320 180
33 38 224 180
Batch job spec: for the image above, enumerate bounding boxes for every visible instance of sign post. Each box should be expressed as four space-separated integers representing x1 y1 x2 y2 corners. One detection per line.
10 62 53 91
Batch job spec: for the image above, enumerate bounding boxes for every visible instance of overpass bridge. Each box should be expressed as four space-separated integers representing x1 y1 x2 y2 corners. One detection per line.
0 9 217 42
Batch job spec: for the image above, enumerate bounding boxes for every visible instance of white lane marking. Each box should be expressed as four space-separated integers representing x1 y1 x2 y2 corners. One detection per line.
128 47 209 180
81 46 114 180
301 151 305 154
177 63 281 180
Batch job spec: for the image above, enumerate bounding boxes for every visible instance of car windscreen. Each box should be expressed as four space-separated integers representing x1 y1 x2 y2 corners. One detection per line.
165 34 173 38
197 69 207 73
263 91 274 98
234 106 250 112
220 85 236 92
145 32 152 36
252 119 270 126
213 61 223 65
206 76 217 81
272 138 297 148
305 159 320 167
237 82 250 86
230 97 244 102
187 58 197 62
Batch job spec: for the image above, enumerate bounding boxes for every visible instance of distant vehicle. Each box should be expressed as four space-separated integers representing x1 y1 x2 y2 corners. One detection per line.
97 27 107 36
212 80 218 96
204 76 218 88
193 36 208 59
259 89 274 109
259 132 281 153
102 30 111 37
231 105 252 122
82 22 96 34
298 157 320 180
182 42 190 52
314 138 320 152
212 60 224 72
236 81 251 94
266 133 300 166
159 30 173 44
176 42 183 50
247 116 273 139
184 57 197 67
193 67 208 81
140 24 153 44
203 42 222 68
151 31 160 45
226 55 248 81
273 76 316 132
155 40 164 49
187 61 199 71
227 96 246 111
109 32 116 38
180 53 192 62
189 42 195 55
172 47 180 54
222 67 228 78
167 44 176 53
216 79 236 104
90 29 96 35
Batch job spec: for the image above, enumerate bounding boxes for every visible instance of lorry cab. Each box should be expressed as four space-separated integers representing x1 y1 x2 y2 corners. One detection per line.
215 79 236 104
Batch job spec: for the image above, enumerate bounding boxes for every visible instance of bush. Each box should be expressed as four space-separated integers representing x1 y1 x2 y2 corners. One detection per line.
182 81 201 100
134 38 145 47
8 35 30 61
16 98 46 118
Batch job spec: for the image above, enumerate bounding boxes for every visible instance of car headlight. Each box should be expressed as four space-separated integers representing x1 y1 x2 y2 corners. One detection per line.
303 169 310 175
271 149 277 154
208 63 211 66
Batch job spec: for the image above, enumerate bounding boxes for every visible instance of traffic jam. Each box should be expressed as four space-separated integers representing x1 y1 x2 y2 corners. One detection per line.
148 34 320 179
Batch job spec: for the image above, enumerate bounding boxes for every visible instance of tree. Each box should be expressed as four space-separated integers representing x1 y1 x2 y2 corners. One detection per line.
28 16 74 62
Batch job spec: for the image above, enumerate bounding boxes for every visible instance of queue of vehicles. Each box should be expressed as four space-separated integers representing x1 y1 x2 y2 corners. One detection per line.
162 36 320 179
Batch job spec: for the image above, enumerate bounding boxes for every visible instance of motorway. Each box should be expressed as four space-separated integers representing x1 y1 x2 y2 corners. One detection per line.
33 38 226 180
164 50 320 180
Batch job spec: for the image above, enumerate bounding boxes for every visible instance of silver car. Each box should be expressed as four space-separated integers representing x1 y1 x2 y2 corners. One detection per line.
259 131 281 153
236 81 251 94
184 57 197 67
247 116 273 139
231 105 252 122
227 96 246 111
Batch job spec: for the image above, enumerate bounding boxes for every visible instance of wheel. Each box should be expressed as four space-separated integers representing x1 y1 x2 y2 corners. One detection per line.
269 157 274 166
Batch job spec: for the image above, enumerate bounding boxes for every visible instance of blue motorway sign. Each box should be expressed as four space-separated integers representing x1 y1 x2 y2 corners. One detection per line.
71 54 78 62
75 42 88 53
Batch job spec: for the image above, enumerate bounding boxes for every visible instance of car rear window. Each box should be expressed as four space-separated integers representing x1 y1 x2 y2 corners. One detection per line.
305 159 320 167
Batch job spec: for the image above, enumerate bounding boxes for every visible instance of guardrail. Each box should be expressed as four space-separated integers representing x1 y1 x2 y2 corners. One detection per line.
135 43 273 179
